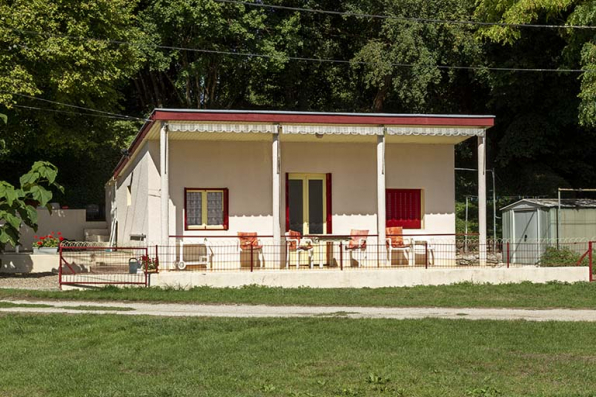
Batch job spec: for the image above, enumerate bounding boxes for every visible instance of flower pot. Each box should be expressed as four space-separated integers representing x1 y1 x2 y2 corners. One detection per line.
34 247 58 255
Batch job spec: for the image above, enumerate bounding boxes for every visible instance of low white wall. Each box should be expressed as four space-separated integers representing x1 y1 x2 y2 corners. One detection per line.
149 267 589 289
0 253 59 273
6 209 106 252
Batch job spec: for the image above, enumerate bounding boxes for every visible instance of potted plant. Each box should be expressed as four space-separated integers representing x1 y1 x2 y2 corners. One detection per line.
140 255 159 273
32 232 64 254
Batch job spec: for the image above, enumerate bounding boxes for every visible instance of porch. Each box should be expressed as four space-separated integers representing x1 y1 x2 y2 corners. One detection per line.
110 110 494 268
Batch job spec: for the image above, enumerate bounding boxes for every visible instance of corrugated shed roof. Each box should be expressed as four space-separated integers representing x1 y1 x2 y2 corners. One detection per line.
502 198 596 211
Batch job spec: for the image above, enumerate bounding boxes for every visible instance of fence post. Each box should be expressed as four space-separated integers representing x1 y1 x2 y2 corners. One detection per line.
250 244 254 272
425 242 428 269
58 243 63 290
155 245 159 272
339 241 343 271
590 241 593 282
506 242 510 269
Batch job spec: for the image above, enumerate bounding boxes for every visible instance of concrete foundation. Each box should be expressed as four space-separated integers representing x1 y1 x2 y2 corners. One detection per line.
148 266 589 289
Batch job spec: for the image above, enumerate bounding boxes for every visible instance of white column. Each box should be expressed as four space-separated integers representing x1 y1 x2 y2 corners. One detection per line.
272 131 281 243
478 134 487 265
377 133 386 250
160 122 169 247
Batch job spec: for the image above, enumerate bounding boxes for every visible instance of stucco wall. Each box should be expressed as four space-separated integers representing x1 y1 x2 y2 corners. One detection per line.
116 139 457 246
169 140 273 237
281 142 377 235
115 142 150 244
385 143 455 236
5 209 106 252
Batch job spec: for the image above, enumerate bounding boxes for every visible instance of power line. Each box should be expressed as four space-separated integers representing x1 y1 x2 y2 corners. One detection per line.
6 28 592 74
1 91 148 121
11 104 148 121
214 0 596 31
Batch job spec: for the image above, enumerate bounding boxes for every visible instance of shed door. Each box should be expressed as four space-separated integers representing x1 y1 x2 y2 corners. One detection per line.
513 210 539 264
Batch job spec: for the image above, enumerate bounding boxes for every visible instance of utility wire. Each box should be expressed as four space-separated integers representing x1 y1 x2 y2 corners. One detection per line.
11 105 148 121
1 91 148 121
6 28 592 74
214 0 596 30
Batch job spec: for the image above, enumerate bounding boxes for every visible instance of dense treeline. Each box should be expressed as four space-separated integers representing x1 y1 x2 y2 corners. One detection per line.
1 0 596 210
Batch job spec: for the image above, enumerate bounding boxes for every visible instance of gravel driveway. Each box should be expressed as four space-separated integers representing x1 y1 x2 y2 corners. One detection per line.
4 300 596 321
0 273 59 290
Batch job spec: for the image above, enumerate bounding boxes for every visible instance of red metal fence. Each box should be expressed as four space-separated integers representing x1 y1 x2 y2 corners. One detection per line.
57 236 596 287
59 244 150 288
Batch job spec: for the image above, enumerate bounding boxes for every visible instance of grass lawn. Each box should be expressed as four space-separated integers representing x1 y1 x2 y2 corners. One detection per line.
2 282 596 309
1 314 596 396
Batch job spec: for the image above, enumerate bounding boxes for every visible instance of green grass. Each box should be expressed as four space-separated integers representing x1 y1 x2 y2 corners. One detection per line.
0 302 53 309
58 305 135 312
2 281 596 309
1 314 596 396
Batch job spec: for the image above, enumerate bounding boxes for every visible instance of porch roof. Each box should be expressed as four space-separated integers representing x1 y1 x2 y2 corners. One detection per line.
114 109 495 178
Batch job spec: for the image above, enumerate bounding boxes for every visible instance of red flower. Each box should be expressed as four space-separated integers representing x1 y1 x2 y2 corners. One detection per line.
59 237 64 241
40 236 45 240
37 241 42 246
57 232 62 235
34 235 38 239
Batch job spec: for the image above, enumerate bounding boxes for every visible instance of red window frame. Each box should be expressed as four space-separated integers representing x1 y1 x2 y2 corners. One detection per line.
184 188 229 231
386 189 422 229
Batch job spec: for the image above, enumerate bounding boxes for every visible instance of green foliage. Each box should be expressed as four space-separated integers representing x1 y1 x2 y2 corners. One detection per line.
350 0 484 111
539 246 588 267
0 161 63 251
1 0 596 206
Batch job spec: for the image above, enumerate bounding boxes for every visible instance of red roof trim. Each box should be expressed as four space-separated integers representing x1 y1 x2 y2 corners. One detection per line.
153 110 494 127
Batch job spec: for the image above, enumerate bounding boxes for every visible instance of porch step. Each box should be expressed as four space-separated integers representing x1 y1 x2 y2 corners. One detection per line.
85 228 110 243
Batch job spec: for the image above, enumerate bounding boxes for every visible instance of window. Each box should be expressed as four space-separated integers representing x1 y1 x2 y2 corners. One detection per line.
184 188 229 230
386 189 422 229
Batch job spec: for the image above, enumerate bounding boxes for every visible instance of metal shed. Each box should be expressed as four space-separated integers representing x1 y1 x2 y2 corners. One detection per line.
501 199 596 264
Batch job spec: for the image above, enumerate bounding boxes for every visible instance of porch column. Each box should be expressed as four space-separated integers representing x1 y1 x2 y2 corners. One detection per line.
377 133 386 249
272 131 281 242
160 121 169 247
478 134 487 265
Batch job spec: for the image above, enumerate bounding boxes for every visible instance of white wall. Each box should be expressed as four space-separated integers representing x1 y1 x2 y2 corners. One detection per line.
115 139 457 247
5 209 106 252
151 267 589 289
385 143 455 236
115 142 150 245
168 140 273 237
281 142 377 235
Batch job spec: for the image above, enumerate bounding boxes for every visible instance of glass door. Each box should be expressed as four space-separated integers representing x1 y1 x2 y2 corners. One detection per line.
288 173 327 235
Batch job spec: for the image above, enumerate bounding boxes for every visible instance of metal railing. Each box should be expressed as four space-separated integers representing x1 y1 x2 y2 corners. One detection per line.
57 236 596 287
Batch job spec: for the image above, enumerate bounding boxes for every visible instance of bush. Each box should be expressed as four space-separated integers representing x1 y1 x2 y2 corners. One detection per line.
539 246 588 267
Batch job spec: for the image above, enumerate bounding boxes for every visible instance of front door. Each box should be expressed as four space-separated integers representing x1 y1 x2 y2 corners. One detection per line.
287 173 327 235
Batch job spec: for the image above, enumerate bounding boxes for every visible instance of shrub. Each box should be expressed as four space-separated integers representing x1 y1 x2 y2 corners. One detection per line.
539 246 588 267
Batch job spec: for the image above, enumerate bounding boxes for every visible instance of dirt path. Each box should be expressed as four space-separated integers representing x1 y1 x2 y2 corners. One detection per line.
3 299 596 321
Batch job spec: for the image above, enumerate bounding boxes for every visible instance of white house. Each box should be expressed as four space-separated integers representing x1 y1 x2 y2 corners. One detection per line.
106 109 494 269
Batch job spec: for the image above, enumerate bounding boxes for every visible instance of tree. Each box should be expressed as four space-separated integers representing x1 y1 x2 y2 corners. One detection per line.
0 161 63 252
0 0 146 207
347 0 486 113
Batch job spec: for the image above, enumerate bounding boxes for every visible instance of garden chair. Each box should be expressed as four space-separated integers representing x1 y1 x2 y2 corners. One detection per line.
285 230 315 269
386 226 412 266
237 232 264 268
343 229 369 267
